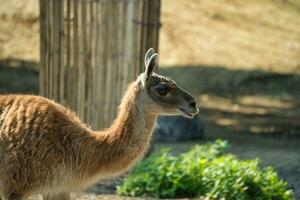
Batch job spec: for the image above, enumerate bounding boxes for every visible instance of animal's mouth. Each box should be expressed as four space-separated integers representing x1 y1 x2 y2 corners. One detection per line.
179 108 198 118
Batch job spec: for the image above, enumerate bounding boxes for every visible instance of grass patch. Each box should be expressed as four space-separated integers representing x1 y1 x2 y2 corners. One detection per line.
118 140 293 200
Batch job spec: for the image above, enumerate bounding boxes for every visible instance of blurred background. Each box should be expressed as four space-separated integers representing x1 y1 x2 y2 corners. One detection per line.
0 0 299 199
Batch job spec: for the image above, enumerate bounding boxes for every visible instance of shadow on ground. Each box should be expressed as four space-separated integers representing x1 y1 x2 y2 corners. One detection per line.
1 60 299 137
160 65 300 138
0 59 39 94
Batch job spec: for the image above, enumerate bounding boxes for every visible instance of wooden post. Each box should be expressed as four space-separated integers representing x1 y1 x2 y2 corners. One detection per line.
39 0 161 129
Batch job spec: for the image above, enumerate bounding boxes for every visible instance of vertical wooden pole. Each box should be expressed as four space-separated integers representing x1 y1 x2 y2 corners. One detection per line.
39 0 46 96
39 0 161 130
94 0 101 128
58 0 65 103
65 0 71 107
73 0 79 111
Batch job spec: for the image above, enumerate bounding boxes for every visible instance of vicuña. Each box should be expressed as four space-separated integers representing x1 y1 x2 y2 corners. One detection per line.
0 49 199 200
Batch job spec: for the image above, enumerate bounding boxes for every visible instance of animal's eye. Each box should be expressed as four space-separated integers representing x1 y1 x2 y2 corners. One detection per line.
155 84 169 96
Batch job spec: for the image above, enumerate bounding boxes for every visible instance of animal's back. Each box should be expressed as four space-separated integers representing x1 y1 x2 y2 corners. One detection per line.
0 94 83 197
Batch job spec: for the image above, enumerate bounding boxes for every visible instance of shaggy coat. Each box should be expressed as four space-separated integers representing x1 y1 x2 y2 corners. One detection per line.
0 81 157 199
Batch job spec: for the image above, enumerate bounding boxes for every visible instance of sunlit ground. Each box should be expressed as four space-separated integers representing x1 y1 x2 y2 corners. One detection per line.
160 0 300 74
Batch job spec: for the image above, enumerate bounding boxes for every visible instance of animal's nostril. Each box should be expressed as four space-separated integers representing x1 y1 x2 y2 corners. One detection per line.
189 101 196 108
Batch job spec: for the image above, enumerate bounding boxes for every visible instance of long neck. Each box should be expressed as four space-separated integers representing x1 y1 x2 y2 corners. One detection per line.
76 81 157 178
103 81 158 166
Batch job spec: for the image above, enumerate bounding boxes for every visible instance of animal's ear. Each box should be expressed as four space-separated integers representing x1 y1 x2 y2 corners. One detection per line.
145 48 154 67
145 53 158 79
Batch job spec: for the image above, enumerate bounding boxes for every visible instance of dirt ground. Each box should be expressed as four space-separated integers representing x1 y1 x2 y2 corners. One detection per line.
160 0 300 73
0 0 300 199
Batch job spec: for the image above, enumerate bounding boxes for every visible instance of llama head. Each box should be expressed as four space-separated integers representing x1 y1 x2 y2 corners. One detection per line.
138 48 199 118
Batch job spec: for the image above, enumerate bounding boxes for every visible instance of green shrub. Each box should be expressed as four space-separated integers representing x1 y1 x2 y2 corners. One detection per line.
117 140 293 200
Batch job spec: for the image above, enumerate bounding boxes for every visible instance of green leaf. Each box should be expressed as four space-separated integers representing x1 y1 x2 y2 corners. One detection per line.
117 140 293 200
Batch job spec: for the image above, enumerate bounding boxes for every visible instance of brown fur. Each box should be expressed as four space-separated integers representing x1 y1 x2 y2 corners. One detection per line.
0 49 198 200
0 81 157 199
